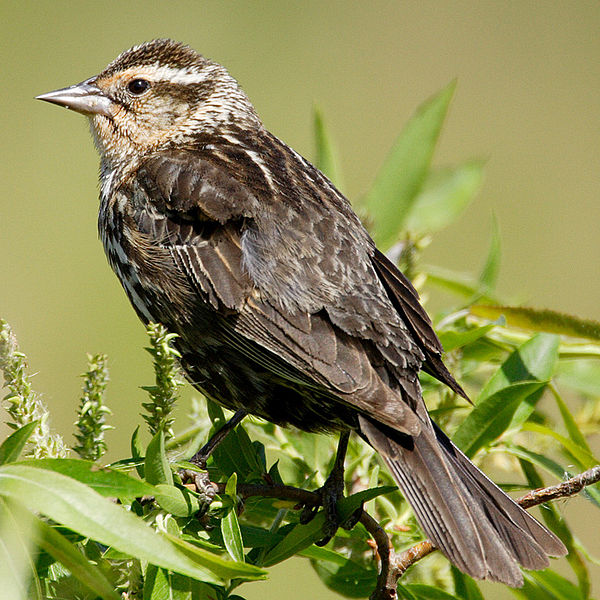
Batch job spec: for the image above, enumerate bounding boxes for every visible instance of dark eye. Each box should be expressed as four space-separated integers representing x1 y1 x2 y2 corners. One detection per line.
127 78 150 95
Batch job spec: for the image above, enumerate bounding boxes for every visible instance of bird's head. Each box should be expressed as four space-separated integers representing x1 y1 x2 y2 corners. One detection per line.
37 39 261 169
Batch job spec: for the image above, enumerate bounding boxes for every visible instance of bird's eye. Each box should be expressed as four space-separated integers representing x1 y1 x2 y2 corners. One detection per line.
127 78 150 95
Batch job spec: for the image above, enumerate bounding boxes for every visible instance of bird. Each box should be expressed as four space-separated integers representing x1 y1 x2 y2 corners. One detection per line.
37 39 566 586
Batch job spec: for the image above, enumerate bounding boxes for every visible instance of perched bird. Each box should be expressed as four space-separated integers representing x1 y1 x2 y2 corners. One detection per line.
38 39 565 585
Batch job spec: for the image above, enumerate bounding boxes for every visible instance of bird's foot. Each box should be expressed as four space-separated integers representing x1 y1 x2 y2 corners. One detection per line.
179 459 216 514
300 465 363 546
179 409 247 514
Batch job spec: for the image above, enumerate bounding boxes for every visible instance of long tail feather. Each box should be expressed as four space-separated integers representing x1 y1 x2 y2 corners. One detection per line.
358 415 566 586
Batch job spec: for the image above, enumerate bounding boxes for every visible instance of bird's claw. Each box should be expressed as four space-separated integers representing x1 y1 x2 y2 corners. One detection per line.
179 464 216 514
300 470 363 546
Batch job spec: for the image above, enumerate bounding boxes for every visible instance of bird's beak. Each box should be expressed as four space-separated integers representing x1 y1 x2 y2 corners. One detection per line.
36 77 114 118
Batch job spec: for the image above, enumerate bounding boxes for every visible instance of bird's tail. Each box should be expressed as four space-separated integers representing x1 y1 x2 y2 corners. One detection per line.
358 415 566 586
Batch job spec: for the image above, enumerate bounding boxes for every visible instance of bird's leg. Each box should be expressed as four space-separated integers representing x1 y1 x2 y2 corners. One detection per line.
181 408 247 511
301 430 362 545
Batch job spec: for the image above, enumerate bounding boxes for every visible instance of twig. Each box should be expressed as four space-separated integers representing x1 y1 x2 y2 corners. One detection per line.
518 465 600 508
216 465 600 600
215 482 320 506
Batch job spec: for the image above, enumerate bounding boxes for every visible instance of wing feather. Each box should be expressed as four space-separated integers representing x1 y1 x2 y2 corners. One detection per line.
132 146 432 434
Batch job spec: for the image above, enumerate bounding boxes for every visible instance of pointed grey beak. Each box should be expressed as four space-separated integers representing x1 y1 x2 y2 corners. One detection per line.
36 78 114 118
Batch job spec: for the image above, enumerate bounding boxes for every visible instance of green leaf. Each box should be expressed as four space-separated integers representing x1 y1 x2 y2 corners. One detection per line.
0 498 39 600
521 570 584 600
453 381 546 457
206 403 261 478
505 445 573 482
19 458 155 500
221 473 244 562
299 545 352 565
478 215 501 293
453 333 559 456
165 530 265 581
262 486 394 566
239 524 283 548
311 555 377 598
557 360 600 397
143 564 170 600
521 423 599 469
478 333 559 401
154 484 200 517
404 161 484 234
285 432 335 479
0 464 264 583
143 565 214 600
397 586 419 600
424 264 498 303
438 323 496 352
313 107 343 189
470 305 600 341
35 516 121 600
362 81 456 249
0 421 39 465
451 567 484 600
403 584 462 600
553 389 592 454
131 425 145 478
145 430 173 486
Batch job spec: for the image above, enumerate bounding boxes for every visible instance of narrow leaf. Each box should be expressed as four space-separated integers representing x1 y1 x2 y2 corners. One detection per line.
143 564 169 600
0 422 39 465
404 584 462 600
478 333 559 402
131 425 145 478
0 464 264 583
0 498 39 600
363 81 456 249
451 567 484 600
165 531 264 581
521 423 599 469
145 430 173 486
405 161 484 234
311 555 377 598
471 305 600 341
525 570 584 600
299 545 353 565
453 381 546 457
478 215 501 292
453 332 559 457
438 323 496 353
424 264 498 303
154 484 200 517
20 458 155 499
553 389 592 454
221 473 244 562
313 107 343 189
35 517 121 600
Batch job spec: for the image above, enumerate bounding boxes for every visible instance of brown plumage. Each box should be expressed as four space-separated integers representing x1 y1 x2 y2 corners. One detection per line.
38 39 566 585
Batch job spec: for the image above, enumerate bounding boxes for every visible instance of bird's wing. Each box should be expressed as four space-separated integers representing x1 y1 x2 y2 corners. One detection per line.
370 249 468 400
131 145 445 431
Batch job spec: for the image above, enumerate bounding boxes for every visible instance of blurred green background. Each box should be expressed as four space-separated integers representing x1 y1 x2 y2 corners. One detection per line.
1 2 599 598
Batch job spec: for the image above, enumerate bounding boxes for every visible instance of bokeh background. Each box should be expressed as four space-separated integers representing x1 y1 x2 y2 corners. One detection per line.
1 2 599 598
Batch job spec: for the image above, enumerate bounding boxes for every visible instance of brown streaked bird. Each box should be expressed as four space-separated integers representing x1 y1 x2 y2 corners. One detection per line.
38 39 566 585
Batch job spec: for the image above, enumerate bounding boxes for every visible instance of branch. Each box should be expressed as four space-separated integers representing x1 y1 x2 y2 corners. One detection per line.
216 465 600 600
518 465 600 508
